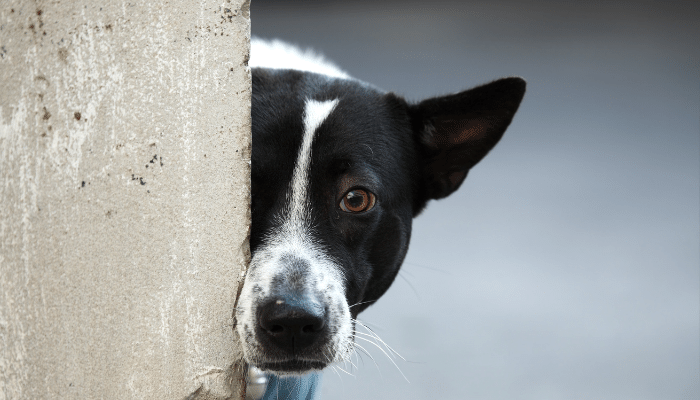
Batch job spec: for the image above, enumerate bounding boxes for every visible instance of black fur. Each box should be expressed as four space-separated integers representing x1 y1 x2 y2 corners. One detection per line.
251 67 525 324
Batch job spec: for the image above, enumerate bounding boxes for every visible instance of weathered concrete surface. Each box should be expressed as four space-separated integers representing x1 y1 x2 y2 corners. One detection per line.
0 1 250 399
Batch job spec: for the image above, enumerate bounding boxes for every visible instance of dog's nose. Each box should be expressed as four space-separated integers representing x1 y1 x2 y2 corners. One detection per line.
258 294 327 352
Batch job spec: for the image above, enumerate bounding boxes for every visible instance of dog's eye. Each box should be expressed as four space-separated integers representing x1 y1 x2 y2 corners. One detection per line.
339 189 376 213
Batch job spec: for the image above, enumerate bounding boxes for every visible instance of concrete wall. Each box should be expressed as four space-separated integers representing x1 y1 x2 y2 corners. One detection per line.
0 1 250 399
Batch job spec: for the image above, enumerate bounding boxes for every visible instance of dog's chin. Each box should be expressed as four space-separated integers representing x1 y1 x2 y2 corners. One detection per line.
256 360 327 376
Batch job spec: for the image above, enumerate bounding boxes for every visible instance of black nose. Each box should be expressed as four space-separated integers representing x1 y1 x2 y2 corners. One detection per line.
257 294 327 353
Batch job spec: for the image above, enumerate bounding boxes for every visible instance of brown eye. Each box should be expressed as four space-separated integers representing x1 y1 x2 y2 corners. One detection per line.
339 189 376 213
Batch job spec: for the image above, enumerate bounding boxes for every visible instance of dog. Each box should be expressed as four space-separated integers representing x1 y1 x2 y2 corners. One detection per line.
235 38 525 380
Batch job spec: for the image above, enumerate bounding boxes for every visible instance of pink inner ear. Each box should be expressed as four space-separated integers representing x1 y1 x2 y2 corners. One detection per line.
433 117 494 146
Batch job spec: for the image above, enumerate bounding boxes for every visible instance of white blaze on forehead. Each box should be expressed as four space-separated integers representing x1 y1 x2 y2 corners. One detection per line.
289 98 339 225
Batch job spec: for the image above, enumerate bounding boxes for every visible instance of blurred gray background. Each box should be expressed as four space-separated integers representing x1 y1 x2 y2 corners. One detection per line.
250 1 699 399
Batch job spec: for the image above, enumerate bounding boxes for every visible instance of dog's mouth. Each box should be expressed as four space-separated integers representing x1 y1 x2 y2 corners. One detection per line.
256 359 328 374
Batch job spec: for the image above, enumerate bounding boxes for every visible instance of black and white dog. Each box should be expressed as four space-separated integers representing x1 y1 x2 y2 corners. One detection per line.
236 38 525 378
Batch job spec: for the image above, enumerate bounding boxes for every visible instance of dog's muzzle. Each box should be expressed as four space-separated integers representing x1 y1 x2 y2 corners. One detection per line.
236 250 352 375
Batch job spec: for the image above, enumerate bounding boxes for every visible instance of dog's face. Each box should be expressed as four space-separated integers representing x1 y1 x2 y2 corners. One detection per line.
235 45 525 375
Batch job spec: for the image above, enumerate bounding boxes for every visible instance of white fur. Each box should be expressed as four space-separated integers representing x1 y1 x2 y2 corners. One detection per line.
236 98 353 374
250 37 351 80
290 99 339 225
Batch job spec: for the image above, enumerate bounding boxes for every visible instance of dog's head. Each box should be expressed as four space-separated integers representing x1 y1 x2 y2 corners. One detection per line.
235 44 525 375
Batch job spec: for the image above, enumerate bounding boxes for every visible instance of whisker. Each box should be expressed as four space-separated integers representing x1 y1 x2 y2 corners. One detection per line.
355 327 424 366
352 341 382 376
348 299 376 309
354 336 409 383
353 331 402 359
282 377 299 400
353 322 406 361
335 364 354 376
351 318 381 330
330 365 343 381
402 260 453 275
397 271 421 300
353 336 393 362
344 356 358 372
352 345 362 370
356 321 406 361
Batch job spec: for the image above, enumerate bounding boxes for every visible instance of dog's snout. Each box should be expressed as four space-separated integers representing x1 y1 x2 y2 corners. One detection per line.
258 294 327 352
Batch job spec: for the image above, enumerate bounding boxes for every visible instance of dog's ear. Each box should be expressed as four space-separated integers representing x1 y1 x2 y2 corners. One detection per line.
410 77 525 202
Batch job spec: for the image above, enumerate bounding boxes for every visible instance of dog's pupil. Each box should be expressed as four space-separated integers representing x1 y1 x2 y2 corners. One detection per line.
347 191 366 209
